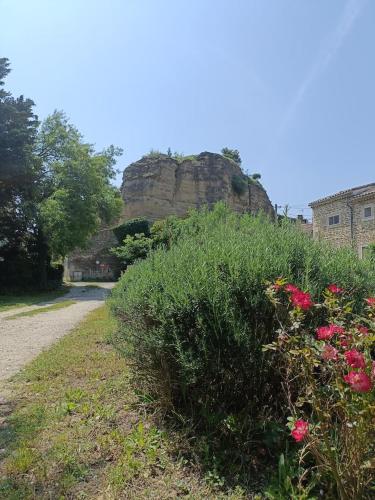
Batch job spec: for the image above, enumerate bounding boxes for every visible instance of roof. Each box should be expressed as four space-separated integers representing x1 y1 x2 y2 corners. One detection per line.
309 183 375 207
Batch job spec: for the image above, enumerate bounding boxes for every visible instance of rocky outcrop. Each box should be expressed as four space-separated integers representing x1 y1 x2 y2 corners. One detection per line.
65 152 274 281
121 152 274 220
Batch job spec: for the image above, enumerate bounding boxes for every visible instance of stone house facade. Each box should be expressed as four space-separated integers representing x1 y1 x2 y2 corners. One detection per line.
309 183 375 257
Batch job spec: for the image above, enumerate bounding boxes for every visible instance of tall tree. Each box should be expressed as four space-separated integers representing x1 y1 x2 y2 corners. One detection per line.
0 59 123 289
0 57 39 277
36 111 123 258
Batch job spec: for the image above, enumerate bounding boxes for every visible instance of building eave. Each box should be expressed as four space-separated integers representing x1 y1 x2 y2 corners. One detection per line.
309 182 375 208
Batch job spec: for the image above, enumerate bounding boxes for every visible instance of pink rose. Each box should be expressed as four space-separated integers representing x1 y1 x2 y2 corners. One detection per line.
322 344 338 361
327 284 344 294
291 419 309 442
345 349 366 369
343 371 372 393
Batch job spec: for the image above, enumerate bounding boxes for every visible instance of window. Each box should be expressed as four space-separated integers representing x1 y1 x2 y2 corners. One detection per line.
363 205 373 220
328 214 340 226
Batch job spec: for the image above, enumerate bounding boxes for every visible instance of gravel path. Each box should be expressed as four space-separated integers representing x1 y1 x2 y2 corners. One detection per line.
0 283 115 382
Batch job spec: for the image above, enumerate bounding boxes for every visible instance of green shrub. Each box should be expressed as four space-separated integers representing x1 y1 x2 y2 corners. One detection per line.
113 218 150 244
150 216 186 249
111 233 153 267
109 204 375 438
221 147 242 166
231 174 247 196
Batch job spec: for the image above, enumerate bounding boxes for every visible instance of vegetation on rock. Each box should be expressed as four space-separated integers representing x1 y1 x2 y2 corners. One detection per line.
221 147 242 165
231 174 248 196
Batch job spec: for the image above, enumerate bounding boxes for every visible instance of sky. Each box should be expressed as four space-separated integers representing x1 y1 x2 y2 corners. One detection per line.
1 0 374 220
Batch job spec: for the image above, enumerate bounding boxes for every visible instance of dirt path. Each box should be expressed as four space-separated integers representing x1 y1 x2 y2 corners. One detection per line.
0 283 115 382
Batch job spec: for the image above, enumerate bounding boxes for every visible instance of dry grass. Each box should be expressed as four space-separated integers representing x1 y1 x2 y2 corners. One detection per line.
0 306 247 499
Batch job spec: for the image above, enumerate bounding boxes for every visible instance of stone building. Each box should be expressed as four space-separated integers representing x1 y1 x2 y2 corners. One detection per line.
309 183 375 257
65 151 275 281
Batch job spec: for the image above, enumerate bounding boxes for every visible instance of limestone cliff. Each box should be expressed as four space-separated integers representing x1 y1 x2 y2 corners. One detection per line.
121 152 274 220
65 152 274 281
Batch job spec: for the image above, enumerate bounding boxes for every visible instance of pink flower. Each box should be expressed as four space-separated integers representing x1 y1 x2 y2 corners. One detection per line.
365 298 375 307
327 284 344 294
357 325 369 336
322 344 338 361
285 284 299 294
345 349 366 369
317 326 334 340
291 419 309 442
343 371 372 393
332 325 345 336
316 324 344 340
290 290 313 311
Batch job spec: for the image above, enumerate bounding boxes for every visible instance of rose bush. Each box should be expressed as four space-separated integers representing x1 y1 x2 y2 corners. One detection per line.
265 280 375 499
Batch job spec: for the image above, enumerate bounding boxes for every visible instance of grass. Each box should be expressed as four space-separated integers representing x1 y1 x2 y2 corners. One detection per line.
0 306 246 499
0 288 69 313
5 300 77 320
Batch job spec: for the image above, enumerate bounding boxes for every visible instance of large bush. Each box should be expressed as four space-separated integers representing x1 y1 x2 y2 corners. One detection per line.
109 205 375 437
112 218 150 244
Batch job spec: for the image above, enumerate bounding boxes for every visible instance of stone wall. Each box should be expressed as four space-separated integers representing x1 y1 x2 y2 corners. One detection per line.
311 194 375 256
65 152 275 280
64 228 121 281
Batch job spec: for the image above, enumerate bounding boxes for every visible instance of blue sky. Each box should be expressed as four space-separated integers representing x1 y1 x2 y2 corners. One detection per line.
1 0 374 220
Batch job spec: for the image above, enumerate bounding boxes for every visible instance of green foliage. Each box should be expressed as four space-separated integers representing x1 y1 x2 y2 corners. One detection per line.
0 59 123 289
37 112 123 257
264 283 375 499
113 218 150 244
110 204 375 444
221 147 242 165
231 174 248 196
150 216 185 248
111 234 153 267
248 173 262 186
264 453 317 499
145 149 164 159
364 242 375 265
112 217 184 268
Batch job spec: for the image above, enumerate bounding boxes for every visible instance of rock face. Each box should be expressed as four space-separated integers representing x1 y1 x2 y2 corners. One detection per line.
121 152 274 220
65 152 274 281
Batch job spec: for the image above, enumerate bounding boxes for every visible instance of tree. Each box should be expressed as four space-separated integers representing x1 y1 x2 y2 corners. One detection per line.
111 233 153 267
221 147 241 166
113 217 150 244
36 111 123 258
0 58 40 287
0 59 123 289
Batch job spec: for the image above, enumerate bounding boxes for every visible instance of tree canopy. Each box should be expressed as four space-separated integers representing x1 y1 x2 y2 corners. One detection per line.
0 58 123 289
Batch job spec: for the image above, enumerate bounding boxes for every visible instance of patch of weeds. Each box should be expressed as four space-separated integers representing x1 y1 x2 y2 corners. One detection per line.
0 307 224 499
0 287 69 313
5 299 76 320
